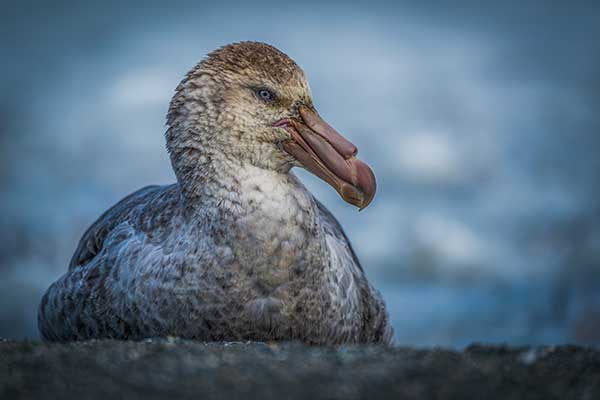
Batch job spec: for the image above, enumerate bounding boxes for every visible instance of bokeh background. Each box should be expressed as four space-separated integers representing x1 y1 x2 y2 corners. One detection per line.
1 0 599 347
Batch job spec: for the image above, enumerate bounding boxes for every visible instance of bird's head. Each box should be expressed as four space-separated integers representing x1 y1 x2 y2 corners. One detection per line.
167 41 376 209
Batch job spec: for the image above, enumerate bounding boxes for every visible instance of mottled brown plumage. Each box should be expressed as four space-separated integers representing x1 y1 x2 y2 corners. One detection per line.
204 42 303 84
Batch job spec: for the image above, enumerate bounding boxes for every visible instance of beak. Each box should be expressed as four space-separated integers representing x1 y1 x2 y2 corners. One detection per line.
275 106 376 210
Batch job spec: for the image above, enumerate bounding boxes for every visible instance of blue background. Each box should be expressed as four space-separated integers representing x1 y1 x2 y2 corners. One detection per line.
1 0 599 347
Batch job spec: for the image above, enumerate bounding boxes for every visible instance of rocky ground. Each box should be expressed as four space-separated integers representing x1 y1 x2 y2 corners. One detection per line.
1 339 599 399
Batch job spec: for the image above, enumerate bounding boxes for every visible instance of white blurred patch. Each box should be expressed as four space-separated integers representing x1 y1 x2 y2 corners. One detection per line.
110 68 173 109
414 214 485 265
355 201 409 261
393 132 465 184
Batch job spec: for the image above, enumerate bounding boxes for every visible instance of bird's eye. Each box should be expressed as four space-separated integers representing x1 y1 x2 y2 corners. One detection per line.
256 88 275 102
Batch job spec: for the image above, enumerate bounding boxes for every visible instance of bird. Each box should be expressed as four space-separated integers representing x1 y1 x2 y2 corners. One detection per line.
38 42 393 345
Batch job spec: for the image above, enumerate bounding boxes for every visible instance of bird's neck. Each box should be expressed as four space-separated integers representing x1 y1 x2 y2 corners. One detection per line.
169 139 313 223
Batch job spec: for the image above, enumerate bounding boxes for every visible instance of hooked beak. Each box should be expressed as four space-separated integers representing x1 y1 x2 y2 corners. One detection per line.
275 106 376 210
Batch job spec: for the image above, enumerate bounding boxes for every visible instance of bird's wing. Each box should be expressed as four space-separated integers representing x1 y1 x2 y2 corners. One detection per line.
315 199 393 344
315 199 363 271
40 184 181 340
68 185 164 270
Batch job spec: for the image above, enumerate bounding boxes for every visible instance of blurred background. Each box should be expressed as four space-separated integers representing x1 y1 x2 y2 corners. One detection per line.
1 0 599 347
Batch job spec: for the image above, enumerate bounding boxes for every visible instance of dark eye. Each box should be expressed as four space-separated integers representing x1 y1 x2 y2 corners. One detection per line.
256 88 275 102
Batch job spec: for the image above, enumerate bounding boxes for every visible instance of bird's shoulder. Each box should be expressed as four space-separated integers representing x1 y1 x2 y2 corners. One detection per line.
68 184 177 270
315 199 363 271
315 200 393 344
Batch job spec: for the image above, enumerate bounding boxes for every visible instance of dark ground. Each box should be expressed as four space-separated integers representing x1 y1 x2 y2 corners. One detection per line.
1 339 599 400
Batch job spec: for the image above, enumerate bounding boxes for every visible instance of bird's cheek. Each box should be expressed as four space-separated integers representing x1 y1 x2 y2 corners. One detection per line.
266 124 289 142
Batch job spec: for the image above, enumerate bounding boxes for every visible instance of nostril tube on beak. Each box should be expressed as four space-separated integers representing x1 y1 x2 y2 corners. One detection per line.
298 106 358 159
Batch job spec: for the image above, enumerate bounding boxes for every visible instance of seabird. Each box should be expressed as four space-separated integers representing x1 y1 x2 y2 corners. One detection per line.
38 42 392 344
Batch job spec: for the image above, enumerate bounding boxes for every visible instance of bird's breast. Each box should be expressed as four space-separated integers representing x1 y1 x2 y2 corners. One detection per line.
212 169 326 292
